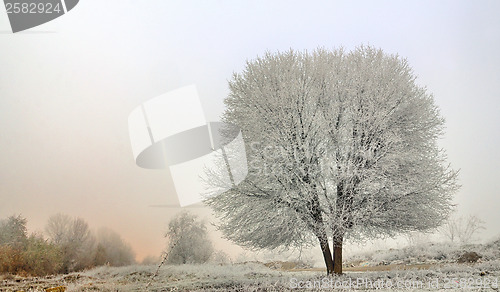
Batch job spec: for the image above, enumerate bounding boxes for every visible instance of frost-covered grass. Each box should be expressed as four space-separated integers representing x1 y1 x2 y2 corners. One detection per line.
345 239 500 267
77 262 294 291
1 262 314 291
2 240 500 291
346 243 460 266
2 260 500 291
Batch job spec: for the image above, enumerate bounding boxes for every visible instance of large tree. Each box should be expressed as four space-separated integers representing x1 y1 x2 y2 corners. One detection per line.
205 46 459 275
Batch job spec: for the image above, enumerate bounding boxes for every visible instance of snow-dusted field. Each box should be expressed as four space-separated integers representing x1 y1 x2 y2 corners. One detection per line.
1 260 499 291
2 241 500 291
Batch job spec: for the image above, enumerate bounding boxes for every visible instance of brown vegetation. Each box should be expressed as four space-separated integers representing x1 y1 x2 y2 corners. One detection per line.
0 214 135 277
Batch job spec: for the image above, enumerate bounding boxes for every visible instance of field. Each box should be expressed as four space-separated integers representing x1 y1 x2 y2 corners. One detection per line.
2 241 500 291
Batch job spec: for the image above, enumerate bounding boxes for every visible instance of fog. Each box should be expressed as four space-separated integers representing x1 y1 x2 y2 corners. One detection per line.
1 0 499 261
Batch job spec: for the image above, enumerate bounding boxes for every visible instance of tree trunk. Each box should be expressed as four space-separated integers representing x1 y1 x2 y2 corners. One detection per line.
318 235 334 275
333 236 343 274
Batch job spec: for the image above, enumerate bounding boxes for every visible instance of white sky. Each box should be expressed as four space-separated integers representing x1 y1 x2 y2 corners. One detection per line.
0 0 499 261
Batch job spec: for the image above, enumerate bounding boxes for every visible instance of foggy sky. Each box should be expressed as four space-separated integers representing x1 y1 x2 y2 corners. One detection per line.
1 0 499 260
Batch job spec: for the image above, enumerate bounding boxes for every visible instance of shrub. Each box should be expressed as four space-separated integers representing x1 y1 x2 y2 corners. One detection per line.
22 234 63 276
0 245 24 274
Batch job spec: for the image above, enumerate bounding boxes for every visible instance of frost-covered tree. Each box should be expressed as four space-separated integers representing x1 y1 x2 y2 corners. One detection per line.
205 47 459 274
165 212 213 265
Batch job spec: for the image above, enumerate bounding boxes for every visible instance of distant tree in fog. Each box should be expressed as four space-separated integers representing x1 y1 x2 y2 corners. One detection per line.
45 213 69 245
45 214 95 272
165 212 213 265
0 215 28 248
440 215 485 244
94 227 135 266
211 250 231 265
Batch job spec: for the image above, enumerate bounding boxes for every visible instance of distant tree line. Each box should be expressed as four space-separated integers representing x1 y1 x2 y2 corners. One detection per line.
0 214 135 276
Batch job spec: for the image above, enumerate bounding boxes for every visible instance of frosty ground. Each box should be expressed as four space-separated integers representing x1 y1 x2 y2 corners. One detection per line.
2 240 500 291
